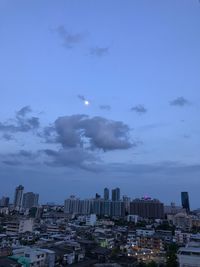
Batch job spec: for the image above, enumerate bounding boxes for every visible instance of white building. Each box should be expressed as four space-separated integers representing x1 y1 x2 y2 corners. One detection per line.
136 229 155 237
6 219 34 235
86 214 97 226
12 247 55 267
177 244 200 267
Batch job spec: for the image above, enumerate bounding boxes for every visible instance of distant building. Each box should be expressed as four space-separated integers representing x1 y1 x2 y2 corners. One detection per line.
173 212 192 231
14 185 24 211
164 202 185 215
0 196 9 207
112 187 120 201
181 192 190 213
22 192 39 209
130 198 164 219
86 214 97 226
64 196 81 214
104 188 109 201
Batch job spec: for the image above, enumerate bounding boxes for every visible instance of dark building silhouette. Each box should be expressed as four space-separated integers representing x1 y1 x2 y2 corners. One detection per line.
130 198 164 219
112 187 120 201
181 192 190 213
14 185 24 211
0 197 9 207
22 192 39 209
104 188 109 201
95 193 101 199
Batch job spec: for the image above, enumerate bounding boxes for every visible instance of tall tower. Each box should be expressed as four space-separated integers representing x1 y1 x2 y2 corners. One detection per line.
181 192 190 213
112 187 120 201
104 188 109 201
14 185 24 211
22 192 39 209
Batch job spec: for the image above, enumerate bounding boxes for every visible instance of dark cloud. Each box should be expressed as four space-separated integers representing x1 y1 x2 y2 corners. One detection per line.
16 105 32 117
77 95 88 102
99 105 111 111
1 150 39 166
54 25 86 49
90 46 109 57
42 148 99 171
170 97 190 107
0 106 40 134
131 105 147 114
1 133 14 141
43 115 133 151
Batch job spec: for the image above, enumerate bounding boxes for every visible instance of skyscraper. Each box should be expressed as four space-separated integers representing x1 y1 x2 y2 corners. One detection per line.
112 187 120 201
14 185 24 211
22 192 39 209
104 188 109 201
181 192 190 213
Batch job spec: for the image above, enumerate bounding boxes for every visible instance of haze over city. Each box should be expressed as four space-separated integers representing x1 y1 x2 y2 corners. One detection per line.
0 0 200 207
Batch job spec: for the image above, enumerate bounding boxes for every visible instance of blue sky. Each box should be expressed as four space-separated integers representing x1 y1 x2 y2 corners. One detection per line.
0 0 200 207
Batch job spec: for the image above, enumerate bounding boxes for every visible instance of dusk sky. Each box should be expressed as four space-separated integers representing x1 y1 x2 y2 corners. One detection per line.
0 0 200 207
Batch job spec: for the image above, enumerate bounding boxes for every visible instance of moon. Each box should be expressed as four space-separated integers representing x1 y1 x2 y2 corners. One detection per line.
84 100 90 106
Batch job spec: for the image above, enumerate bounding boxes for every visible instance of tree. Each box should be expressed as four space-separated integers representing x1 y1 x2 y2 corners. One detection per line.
166 243 179 267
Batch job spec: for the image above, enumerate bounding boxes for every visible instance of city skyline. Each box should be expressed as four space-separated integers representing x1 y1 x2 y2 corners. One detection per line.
0 1 200 207
0 185 193 212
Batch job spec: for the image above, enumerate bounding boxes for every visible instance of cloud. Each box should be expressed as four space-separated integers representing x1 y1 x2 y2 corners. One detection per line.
43 114 133 151
99 105 111 111
1 150 39 166
0 106 40 134
77 95 86 101
42 148 100 171
16 105 32 117
54 25 86 49
170 97 190 107
1 133 14 141
183 134 190 139
100 161 200 177
131 105 147 114
90 46 109 57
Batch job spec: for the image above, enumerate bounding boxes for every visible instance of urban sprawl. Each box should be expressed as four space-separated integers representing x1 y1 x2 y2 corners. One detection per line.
0 186 199 267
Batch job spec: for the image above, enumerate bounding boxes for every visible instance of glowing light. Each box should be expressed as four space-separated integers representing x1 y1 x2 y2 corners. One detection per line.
84 100 90 106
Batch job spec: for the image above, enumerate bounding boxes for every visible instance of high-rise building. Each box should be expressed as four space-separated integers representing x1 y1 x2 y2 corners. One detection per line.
181 192 190 213
14 185 24 211
64 196 82 214
112 187 120 201
104 188 109 201
0 196 9 207
22 192 39 209
130 198 164 219
95 193 101 199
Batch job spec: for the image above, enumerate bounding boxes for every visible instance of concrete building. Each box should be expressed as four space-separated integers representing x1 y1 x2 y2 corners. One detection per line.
22 192 39 209
112 188 120 202
173 213 192 231
130 198 164 219
86 214 97 226
0 196 9 207
12 247 55 267
14 185 24 211
178 244 200 267
104 188 109 201
64 196 81 214
6 219 34 235
181 192 190 213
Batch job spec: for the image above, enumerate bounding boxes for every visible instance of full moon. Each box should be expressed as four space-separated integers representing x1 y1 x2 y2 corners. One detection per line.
84 100 90 106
